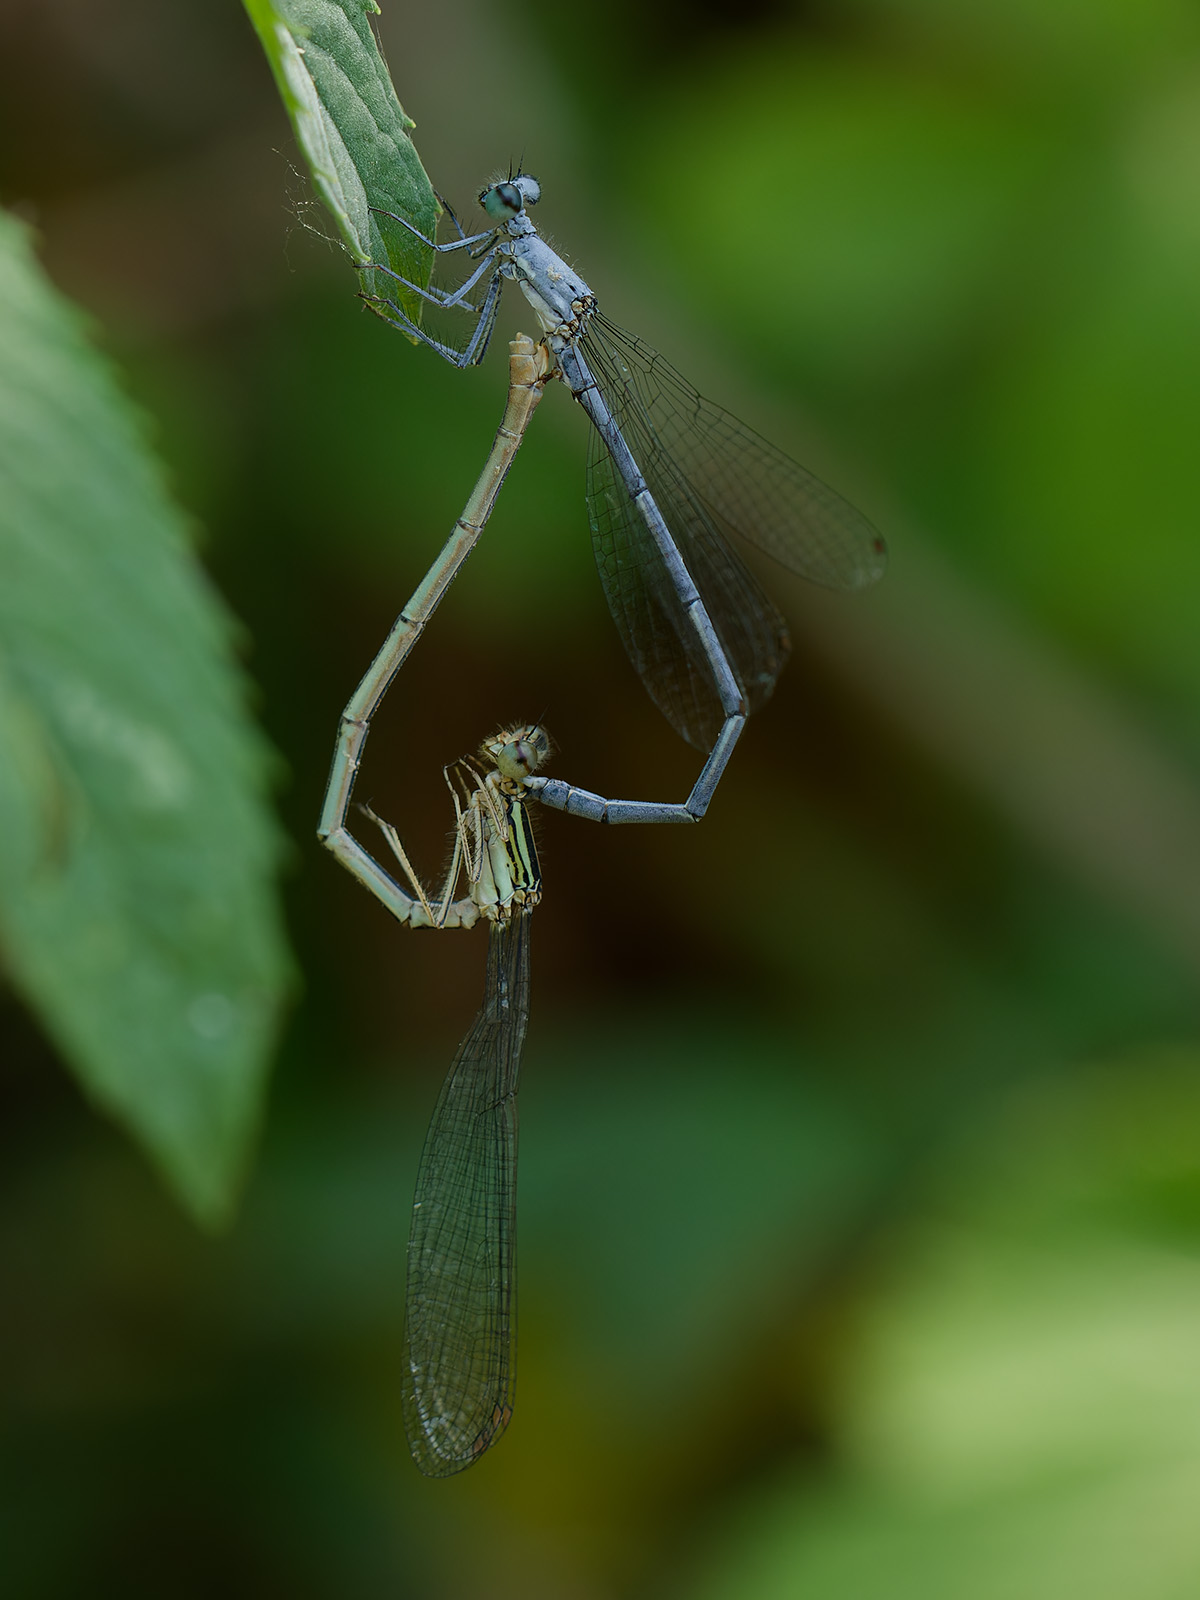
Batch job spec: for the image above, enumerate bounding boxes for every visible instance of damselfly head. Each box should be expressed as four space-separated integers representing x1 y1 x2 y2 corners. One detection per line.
485 723 551 783
479 175 541 220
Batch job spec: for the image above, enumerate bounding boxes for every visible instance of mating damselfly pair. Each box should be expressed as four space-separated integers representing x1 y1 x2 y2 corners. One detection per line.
320 173 885 1474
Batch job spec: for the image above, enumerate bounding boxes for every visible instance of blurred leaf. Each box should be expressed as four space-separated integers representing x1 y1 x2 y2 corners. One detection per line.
0 210 291 1227
628 54 1055 389
977 131 1200 702
242 0 438 316
849 0 1194 83
525 1020 883 1386
691 1059 1200 1600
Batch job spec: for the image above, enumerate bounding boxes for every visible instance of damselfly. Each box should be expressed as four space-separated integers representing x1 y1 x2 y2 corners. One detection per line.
317 341 556 1472
360 172 887 823
364 723 550 1476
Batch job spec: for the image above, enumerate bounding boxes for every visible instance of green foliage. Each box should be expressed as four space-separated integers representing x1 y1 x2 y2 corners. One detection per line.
0 211 291 1226
693 1059 1200 1600
5 0 1200 1590
242 0 439 317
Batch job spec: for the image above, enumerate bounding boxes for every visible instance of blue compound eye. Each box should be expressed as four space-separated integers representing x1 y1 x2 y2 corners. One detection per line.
480 182 522 219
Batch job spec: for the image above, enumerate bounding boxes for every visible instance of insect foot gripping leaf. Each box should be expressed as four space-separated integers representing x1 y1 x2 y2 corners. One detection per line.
242 0 439 320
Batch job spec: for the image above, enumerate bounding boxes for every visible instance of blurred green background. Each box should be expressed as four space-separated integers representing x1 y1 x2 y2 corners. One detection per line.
4 0 1200 1595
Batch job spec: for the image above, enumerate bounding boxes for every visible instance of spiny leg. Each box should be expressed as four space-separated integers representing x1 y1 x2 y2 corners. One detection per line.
361 265 504 368
434 192 468 242
359 802 439 927
368 204 494 254
356 249 498 313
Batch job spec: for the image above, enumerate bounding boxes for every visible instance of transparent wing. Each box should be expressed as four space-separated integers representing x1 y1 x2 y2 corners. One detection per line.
584 313 887 591
586 423 790 750
402 912 530 1476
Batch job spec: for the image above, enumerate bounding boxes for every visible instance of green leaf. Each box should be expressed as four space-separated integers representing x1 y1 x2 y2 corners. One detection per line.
0 210 292 1228
242 0 439 318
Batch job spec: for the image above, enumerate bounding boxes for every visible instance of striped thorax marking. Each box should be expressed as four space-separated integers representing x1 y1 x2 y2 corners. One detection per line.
445 723 549 924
